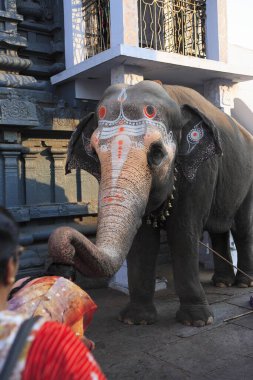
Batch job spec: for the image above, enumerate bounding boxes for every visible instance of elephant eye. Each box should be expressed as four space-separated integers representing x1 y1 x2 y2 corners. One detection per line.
144 105 156 119
98 105 107 119
148 142 166 167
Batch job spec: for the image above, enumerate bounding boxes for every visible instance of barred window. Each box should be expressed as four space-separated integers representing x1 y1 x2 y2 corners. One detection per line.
138 0 206 58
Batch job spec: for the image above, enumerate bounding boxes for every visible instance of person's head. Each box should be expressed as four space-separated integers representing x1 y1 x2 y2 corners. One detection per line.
0 207 21 304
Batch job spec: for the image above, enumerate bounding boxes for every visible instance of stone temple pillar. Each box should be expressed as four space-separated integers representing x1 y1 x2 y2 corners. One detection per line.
0 144 22 207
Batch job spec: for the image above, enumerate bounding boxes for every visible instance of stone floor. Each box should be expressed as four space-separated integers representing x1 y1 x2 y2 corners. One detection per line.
87 263 253 380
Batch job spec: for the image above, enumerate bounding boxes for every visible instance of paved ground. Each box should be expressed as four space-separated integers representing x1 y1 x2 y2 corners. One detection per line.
87 263 253 380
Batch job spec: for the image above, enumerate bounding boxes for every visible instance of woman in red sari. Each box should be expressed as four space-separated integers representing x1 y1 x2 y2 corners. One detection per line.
8 268 97 349
0 207 106 380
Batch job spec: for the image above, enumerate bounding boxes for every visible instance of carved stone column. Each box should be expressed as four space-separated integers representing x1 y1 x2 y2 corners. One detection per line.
51 148 68 203
23 148 42 205
0 144 22 207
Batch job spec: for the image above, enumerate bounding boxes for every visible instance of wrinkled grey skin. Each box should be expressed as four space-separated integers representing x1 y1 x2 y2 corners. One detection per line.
49 81 253 327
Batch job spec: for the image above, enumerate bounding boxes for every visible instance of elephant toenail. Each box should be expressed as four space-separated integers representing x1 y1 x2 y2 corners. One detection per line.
216 282 227 288
182 320 191 326
249 281 253 287
237 283 248 288
193 320 205 327
206 316 214 325
125 319 134 325
140 320 148 325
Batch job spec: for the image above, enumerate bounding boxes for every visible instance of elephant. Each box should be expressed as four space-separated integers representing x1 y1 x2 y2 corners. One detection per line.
48 80 253 327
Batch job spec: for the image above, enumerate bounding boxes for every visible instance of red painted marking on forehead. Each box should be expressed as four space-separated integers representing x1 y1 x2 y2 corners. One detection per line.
118 127 125 132
193 132 198 136
117 140 123 159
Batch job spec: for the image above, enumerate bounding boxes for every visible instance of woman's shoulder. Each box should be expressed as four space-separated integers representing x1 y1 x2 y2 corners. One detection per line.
0 309 27 323
0 311 46 379
23 321 106 380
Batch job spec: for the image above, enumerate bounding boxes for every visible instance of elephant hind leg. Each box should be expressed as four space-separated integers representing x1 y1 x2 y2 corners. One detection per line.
231 185 253 287
209 231 235 287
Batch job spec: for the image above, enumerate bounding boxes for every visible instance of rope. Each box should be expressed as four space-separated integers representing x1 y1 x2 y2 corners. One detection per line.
199 241 253 283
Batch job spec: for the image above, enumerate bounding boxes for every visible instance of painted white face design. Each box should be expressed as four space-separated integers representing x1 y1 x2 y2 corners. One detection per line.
95 88 175 187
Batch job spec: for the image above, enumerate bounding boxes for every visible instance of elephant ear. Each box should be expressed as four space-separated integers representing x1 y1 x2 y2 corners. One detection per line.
65 112 100 181
177 104 222 182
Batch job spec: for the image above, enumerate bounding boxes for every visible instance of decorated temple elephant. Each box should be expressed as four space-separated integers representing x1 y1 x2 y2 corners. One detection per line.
48 81 253 327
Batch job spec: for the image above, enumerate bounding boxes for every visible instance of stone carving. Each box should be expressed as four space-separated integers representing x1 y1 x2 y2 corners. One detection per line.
40 0 53 21
0 73 47 90
53 99 77 130
0 55 31 71
17 0 43 21
7 0 18 13
0 92 39 127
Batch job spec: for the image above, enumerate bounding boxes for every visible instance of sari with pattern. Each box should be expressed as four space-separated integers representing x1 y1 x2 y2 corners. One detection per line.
8 276 97 346
0 310 106 380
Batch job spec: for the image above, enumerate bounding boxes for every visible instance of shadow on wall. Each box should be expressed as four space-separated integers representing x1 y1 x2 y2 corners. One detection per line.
22 177 68 205
232 98 253 135
7 176 92 279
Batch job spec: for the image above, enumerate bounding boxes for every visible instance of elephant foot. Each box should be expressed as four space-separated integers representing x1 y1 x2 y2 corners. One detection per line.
235 273 253 288
176 304 214 327
212 273 235 288
118 302 157 325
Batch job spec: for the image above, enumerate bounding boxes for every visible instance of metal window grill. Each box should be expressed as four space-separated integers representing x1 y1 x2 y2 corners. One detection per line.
82 0 110 59
139 0 206 58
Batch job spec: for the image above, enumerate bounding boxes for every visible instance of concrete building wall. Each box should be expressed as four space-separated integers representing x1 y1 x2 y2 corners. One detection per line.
226 0 253 132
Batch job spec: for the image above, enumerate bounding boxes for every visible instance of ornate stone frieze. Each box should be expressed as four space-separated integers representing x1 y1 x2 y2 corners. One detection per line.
0 31 27 47
0 55 31 70
0 92 39 127
0 73 48 90
17 0 43 22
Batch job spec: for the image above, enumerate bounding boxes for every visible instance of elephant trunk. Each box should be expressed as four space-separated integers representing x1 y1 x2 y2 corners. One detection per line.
48 167 151 278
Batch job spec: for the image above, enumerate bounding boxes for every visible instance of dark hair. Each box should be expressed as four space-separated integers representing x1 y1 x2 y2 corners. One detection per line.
46 263 76 281
0 207 19 283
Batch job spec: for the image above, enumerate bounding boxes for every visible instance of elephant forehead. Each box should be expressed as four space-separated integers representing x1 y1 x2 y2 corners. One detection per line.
96 122 172 147
99 123 146 140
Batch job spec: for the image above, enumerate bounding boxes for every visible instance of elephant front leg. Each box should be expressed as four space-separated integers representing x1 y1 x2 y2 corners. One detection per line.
118 222 160 325
168 232 214 327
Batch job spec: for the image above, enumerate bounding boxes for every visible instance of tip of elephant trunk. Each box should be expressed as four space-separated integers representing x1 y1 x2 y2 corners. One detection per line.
48 226 125 279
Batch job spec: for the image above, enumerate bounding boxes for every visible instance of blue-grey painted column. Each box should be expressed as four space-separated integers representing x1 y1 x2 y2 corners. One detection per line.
0 144 22 207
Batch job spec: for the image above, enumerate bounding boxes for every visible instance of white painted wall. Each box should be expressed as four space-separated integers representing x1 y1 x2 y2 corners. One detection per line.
63 0 86 68
227 0 253 131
